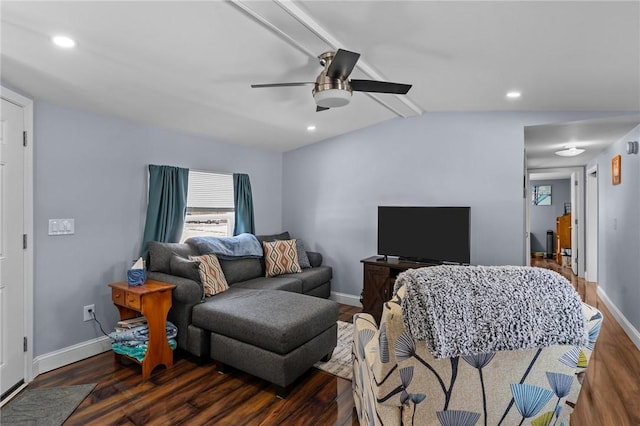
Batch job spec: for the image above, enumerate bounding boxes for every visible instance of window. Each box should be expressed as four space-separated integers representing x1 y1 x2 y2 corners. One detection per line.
180 170 234 241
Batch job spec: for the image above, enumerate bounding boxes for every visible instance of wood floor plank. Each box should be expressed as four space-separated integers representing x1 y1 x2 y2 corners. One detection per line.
13 264 639 425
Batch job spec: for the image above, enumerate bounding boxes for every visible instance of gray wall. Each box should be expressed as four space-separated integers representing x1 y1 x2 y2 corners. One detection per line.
33 101 283 356
282 111 623 298
591 124 640 333
530 179 571 253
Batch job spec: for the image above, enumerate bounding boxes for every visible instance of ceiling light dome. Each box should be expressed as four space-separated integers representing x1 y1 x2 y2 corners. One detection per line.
313 88 351 108
555 146 585 157
52 35 76 48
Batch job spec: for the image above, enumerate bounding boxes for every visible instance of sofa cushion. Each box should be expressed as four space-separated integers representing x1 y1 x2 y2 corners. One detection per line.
306 251 323 268
148 241 198 274
280 266 332 294
170 255 201 283
256 232 291 244
191 253 229 296
192 288 338 354
147 271 202 304
256 232 291 274
232 276 303 293
218 258 263 285
295 239 311 269
256 232 310 269
263 240 302 277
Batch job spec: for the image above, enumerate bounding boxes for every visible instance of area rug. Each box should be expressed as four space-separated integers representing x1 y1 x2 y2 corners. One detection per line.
314 320 353 380
1 383 96 426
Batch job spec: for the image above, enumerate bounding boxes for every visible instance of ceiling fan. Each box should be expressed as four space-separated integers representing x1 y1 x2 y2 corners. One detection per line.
251 49 412 112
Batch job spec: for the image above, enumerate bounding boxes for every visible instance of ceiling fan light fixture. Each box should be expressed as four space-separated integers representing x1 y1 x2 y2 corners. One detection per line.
313 88 351 108
555 146 585 157
52 35 76 48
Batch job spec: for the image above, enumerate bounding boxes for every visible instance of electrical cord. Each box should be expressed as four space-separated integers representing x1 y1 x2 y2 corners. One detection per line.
89 309 110 337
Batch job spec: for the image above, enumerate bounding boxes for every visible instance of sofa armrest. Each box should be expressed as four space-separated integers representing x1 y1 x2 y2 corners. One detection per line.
306 251 323 267
147 271 203 304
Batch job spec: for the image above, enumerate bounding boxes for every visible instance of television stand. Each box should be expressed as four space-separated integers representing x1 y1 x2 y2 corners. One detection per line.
360 256 438 323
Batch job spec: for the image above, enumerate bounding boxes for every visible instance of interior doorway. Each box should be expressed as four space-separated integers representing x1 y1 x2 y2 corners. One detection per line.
0 87 34 404
527 168 585 277
585 165 598 282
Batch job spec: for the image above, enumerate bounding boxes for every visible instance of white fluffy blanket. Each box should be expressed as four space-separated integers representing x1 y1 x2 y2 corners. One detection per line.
394 265 587 358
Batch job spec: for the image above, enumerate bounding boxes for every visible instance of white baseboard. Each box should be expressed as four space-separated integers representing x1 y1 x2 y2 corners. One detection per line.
32 336 112 377
331 291 362 307
598 287 640 350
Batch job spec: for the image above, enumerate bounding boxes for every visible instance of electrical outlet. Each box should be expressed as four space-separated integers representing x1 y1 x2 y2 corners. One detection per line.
83 304 95 322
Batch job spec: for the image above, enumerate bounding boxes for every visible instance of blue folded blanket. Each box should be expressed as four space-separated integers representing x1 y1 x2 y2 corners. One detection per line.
109 321 178 346
112 339 177 362
185 233 263 259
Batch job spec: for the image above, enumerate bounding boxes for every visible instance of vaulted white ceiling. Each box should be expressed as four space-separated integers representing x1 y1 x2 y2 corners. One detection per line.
2 1 639 158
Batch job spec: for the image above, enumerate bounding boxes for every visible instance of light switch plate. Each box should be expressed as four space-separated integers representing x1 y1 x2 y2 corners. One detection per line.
49 218 75 235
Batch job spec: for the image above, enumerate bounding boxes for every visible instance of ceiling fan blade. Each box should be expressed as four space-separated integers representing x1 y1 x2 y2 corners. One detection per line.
327 49 361 79
251 82 314 88
316 106 330 112
350 79 412 94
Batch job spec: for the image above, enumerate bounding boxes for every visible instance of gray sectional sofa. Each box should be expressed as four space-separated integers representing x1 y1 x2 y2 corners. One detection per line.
146 232 338 396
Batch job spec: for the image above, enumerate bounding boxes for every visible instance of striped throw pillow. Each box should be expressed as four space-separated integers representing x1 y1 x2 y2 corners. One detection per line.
190 253 229 296
263 240 302 277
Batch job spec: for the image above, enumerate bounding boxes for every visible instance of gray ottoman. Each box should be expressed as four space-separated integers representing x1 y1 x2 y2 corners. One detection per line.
191 288 338 397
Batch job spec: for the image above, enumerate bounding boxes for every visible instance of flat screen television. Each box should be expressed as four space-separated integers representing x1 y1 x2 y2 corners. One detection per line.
377 206 471 264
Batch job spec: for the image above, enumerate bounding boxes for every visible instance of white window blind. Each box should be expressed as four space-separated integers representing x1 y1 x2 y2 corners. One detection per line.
186 171 234 210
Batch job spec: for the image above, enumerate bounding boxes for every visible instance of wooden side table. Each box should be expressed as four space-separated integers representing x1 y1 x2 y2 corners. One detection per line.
108 280 176 379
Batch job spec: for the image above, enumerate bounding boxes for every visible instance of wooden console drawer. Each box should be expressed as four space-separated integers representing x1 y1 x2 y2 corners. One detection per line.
365 264 390 274
126 293 142 310
112 288 125 306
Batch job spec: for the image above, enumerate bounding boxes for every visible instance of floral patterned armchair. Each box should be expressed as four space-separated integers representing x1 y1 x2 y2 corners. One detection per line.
352 285 603 426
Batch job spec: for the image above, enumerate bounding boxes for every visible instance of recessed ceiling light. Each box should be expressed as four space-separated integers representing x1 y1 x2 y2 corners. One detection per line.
52 35 76 48
555 145 585 157
506 91 521 99
307 125 316 131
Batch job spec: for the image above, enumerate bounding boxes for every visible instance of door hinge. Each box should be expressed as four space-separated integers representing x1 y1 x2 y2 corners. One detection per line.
23 131 27 147
23 337 28 352
23 234 27 249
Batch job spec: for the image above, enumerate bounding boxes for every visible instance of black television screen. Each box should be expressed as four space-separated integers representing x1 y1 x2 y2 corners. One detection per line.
377 206 470 264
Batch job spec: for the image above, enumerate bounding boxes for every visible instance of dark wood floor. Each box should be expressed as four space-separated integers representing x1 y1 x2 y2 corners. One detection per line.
16 263 640 425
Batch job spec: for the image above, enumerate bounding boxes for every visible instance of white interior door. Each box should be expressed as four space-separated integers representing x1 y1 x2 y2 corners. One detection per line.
524 150 531 265
586 166 598 282
570 172 578 275
0 98 26 398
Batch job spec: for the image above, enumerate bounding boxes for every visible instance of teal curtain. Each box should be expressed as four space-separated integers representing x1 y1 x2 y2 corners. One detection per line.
140 164 189 258
233 173 255 235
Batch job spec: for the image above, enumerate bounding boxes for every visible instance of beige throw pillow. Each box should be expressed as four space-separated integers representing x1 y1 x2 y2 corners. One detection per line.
190 253 229 296
263 240 302 277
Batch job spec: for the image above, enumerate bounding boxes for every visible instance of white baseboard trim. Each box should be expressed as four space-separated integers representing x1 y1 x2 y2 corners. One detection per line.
331 291 362 307
598 287 640 350
32 335 112 377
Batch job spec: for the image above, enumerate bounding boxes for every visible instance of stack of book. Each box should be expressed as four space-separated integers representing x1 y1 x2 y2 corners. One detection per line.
114 316 147 332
